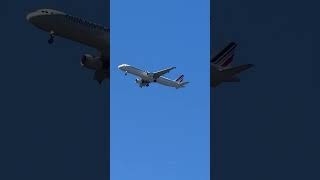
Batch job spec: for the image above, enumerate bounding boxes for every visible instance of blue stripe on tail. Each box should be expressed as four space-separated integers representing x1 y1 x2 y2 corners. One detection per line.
175 75 184 82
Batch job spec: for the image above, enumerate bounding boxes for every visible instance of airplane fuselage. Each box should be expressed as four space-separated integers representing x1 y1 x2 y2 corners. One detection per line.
27 9 110 83
118 64 185 88
27 9 109 55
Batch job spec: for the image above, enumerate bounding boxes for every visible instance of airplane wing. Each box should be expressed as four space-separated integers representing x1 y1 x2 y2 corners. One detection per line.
152 67 176 79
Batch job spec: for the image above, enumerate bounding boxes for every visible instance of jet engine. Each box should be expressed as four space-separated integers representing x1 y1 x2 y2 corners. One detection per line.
135 78 142 84
80 54 102 70
135 78 149 87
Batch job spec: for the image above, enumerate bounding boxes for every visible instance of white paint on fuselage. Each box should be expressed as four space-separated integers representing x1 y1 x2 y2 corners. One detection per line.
26 9 109 55
118 64 183 88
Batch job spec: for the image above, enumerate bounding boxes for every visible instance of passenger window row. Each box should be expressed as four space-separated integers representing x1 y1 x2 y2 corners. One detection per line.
65 14 108 32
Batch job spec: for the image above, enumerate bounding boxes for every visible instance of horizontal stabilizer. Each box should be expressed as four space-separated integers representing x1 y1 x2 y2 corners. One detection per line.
176 81 189 89
180 81 189 86
223 64 254 74
223 64 254 76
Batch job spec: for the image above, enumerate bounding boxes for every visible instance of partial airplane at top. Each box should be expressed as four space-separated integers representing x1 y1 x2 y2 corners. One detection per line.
211 42 253 87
118 64 189 89
26 9 109 84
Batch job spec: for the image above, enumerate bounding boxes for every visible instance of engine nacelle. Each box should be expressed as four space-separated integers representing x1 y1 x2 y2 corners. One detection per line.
135 78 142 84
135 78 149 87
80 54 102 70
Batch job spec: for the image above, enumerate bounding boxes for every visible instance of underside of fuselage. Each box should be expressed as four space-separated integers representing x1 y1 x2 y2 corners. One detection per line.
31 14 108 51
27 9 110 84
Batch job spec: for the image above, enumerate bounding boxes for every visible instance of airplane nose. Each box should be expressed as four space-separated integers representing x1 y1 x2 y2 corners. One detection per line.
118 64 124 69
26 12 37 22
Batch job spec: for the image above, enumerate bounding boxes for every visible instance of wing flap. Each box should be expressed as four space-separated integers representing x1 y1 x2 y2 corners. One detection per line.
153 67 176 79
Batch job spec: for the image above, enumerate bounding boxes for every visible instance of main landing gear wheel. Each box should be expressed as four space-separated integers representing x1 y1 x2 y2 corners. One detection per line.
48 38 54 44
48 31 55 44
146 84 149 87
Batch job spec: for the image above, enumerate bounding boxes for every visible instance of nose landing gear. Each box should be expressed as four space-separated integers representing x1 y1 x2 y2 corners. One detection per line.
48 31 55 44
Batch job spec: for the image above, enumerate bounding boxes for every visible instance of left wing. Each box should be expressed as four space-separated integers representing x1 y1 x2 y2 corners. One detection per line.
152 67 176 79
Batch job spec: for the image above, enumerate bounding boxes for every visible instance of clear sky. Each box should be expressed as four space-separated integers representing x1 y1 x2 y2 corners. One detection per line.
0 0 108 179
212 0 320 179
111 0 210 179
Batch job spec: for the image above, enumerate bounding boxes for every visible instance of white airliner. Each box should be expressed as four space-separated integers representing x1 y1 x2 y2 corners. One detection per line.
26 9 109 84
211 42 253 87
118 64 189 89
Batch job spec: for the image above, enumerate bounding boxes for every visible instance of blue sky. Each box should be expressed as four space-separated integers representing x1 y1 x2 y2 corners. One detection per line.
111 0 210 179
0 1 108 179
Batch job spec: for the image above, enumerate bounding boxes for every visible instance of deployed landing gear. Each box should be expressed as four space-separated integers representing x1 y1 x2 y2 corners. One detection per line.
48 31 55 44
125 71 127 76
48 38 54 44
146 84 149 87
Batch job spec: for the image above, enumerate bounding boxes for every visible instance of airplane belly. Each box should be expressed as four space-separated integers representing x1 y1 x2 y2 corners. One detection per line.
157 78 176 87
127 68 146 79
45 15 107 51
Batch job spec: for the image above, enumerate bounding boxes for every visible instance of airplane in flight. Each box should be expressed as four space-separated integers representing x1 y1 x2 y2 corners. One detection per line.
118 64 189 89
211 42 253 87
26 9 109 84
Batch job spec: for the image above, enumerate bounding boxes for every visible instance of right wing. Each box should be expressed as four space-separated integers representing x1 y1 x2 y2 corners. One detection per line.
152 67 176 79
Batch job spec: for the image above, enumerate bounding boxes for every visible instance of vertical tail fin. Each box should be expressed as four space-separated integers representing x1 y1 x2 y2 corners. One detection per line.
212 42 237 68
175 74 184 83
175 75 189 89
